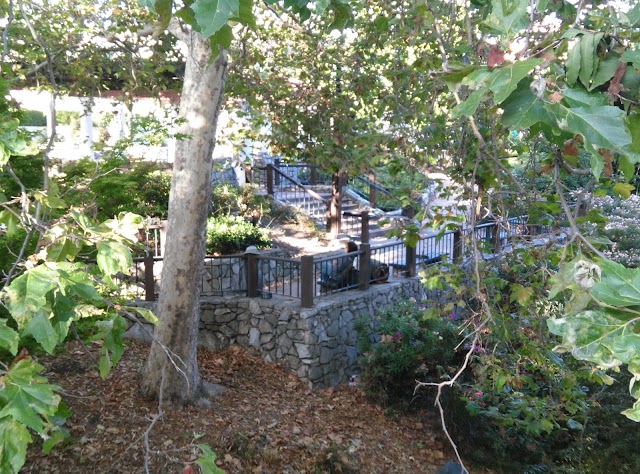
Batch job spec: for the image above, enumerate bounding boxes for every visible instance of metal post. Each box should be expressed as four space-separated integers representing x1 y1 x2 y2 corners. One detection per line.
247 254 259 297
144 254 155 301
493 221 502 253
369 173 376 207
310 166 317 185
301 255 314 308
266 164 274 196
358 243 371 291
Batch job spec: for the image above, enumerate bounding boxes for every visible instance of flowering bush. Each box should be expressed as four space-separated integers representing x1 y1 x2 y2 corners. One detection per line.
355 298 462 406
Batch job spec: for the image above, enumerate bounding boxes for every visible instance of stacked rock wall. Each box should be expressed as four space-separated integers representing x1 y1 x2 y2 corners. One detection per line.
197 278 423 387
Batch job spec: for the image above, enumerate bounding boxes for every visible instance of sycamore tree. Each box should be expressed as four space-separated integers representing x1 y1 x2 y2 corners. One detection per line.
137 0 352 405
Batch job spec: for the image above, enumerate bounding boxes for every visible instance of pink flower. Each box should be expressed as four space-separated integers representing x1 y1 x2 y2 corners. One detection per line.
475 391 483 397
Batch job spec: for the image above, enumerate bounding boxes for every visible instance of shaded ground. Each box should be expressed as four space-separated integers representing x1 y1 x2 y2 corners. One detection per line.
24 340 456 473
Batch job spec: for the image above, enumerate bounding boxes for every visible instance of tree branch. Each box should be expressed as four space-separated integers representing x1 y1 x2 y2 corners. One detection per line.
1 0 14 66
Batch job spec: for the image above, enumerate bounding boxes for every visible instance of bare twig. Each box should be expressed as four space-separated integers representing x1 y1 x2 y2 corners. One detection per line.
553 157 605 259
144 365 166 474
70 323 98 362
1 0 14 65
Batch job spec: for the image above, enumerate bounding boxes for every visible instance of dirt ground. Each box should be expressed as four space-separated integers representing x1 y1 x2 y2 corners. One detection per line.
23 340 459 474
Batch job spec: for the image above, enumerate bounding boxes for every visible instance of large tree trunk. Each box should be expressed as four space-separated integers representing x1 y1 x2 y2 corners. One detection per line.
140 33 227 406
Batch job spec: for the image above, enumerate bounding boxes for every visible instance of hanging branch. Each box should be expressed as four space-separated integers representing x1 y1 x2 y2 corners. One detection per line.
1 0 14 66
553 154 606 260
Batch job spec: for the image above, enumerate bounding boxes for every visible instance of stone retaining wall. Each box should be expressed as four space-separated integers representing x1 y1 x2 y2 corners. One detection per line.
197 278 424 387
130 279 424 388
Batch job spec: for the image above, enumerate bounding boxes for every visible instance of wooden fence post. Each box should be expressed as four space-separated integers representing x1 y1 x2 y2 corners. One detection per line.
453 227 463 263
246 253 259 297
300 255 314 308
144 254 155 301
404 206 416 277
274 158 281 186
360 211 369 244
358 243 371 291
266 164 274 196
492 222 502 254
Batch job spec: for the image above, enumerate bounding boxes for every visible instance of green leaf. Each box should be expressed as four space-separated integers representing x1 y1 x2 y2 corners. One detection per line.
621 49 640 68
22 311 59 354
562 28 585 39
619 156 635 181
591 260 640 308
0 210 20 237
2 264 59 328
620 4 640 26
121 305 159 325
510 284 534 306
567 418 583 430
0 418 31 474
96 241 133 277
588 56 620 91
590 152 604 181
0 359 61 433
554 105 631 153
327 2 352 30
93 316 126 379
612 182 635 199
565 40 581 86
209 24 234 53
42 429 67 454
234 0 255 28
154 0 173 29
191 0 239 39
561 87 609 107
625 114 640 155
578 32 599 89
0 318 19 355
485 0 528 37
451 89 487 118
46 236 81 262
622 399 640 422
501 82 553 129
195 444 224 474
548 310 632 367
486 58 543 104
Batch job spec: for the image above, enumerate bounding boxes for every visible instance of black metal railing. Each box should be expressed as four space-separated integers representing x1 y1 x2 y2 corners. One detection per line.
347 175 399 210
119 213 559 307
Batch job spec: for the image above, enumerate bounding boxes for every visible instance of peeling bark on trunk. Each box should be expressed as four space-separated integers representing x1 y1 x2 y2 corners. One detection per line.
140 33 227 406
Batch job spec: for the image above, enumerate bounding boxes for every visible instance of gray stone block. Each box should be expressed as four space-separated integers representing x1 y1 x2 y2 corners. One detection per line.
249 327 261 347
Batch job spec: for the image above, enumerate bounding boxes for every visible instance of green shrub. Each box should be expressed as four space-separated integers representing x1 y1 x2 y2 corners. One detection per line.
205 214 271 255
56 110 81 126
0 154 44 198
211 183 269 221
58 157 171 220
359 248 640 473
21 109 47 127
356 298 462 406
